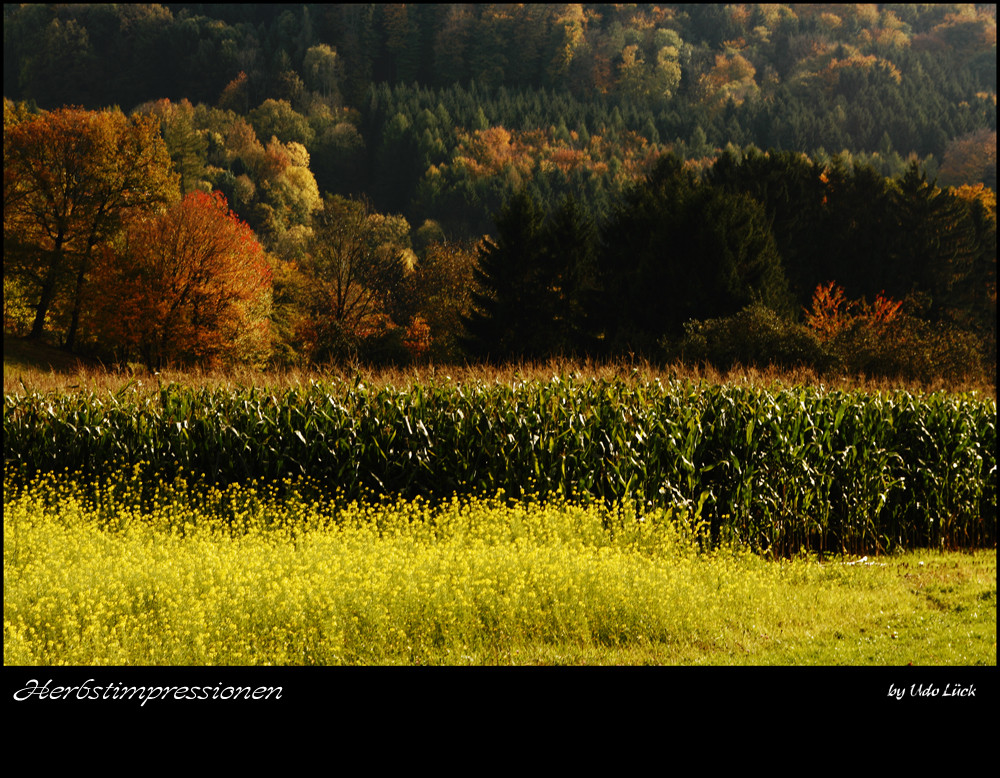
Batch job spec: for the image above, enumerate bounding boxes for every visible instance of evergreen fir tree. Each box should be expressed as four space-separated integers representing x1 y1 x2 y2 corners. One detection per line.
461 190 547 361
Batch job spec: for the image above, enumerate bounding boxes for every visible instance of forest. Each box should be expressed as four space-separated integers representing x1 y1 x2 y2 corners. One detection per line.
3 4 997 673
3 3 997 385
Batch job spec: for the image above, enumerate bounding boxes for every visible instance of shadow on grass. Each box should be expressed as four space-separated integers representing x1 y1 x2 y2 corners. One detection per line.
3 332 102 374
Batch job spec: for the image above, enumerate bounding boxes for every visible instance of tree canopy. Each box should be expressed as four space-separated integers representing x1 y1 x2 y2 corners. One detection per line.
2 5 995 380
4 106 178 347
89 190 272 369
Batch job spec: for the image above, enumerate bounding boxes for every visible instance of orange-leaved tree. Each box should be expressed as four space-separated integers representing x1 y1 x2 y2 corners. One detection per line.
3 106 178 348
89 191 272 369
803 280 902 342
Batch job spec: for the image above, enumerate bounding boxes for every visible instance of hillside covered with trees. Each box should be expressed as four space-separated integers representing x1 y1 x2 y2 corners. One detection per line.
3 3 996 385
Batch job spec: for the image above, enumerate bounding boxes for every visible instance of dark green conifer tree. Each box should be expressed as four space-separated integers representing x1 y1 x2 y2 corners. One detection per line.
891 162 980 318
709 148 826 307
462 191 548 361
461 190 600 361
597 154 791 353
539 194 600 355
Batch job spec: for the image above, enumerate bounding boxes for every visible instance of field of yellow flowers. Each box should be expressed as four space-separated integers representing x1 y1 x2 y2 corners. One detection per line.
5 472 995 666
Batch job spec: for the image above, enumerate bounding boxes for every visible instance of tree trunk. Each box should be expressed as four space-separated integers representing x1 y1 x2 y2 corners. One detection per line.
64 251 92 352
29 238 66 340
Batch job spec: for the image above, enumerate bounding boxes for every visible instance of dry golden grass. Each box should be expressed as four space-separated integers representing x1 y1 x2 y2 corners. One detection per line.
5 332 995 397
5 359 995 399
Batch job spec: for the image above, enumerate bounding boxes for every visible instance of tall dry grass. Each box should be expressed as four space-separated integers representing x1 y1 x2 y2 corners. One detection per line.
5 351 995 399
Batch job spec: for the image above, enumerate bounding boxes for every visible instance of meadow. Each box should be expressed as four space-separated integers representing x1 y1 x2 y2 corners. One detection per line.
3 345 996 666
4 474 995 666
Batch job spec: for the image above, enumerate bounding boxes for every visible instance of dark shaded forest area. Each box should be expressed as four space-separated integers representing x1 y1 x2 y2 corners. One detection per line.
3 4 996 384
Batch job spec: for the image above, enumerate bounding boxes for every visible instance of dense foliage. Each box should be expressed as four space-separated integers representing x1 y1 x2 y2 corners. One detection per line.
88 191 273 369
3 107 179 348
3 4 996 382
4 378 995 555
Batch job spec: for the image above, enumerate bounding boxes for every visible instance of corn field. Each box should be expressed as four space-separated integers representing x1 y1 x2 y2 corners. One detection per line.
3 376 995 556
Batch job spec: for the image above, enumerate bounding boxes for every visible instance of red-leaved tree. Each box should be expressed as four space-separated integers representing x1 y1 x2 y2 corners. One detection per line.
90 191 272 369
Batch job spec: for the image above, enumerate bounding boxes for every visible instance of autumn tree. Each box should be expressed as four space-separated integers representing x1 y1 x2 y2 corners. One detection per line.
218 71 251 114
697 52 759 111
617 35 682 104
88 191 272 369
938 129 997 190
211 117 322 243
3 107 178 348
410 239 478 361
248 98 315 147
303 43 342 105
802 281 902 342
546 4 587 86
295 195 411 362
801 279 985 385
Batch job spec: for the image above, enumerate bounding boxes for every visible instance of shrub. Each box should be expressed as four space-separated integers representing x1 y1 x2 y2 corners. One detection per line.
828 315 989 385
667 304 828 372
